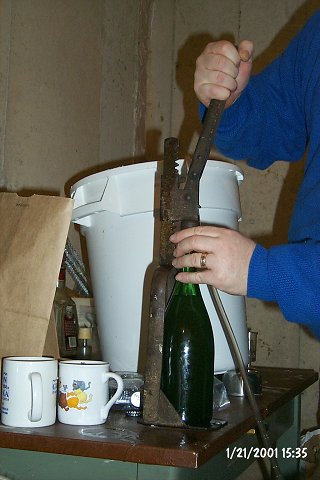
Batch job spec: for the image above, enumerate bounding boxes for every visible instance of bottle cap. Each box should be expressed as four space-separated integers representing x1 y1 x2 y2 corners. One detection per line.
78 327 92 340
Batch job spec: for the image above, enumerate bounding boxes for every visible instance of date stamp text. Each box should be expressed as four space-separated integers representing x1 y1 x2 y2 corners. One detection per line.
226 446 308 460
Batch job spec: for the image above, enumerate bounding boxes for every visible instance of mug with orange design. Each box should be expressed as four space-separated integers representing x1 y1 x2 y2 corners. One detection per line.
58 360 123 425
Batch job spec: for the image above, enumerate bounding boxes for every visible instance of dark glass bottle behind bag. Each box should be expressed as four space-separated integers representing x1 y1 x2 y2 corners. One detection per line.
54 259 78 358
161 263 214 428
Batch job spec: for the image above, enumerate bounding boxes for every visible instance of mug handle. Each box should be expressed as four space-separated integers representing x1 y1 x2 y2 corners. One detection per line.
101 372 124 420
28 372 43 422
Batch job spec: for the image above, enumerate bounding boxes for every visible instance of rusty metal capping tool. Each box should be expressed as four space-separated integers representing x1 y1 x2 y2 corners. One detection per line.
141 97 285 478
142 99 225 428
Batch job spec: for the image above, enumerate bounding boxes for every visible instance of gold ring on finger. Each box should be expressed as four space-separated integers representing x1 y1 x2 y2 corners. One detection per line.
200 253 208 269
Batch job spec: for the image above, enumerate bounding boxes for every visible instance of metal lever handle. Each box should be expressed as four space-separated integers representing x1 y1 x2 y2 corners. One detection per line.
185 99 225 191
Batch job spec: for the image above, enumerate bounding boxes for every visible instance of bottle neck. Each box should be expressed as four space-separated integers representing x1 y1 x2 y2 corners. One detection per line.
57 267 66 288
174 267 200 296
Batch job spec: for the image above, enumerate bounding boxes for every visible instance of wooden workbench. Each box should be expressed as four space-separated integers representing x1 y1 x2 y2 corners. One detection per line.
0 367 317 479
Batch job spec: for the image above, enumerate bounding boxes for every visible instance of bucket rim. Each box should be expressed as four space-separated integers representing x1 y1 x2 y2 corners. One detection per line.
70 159 243 195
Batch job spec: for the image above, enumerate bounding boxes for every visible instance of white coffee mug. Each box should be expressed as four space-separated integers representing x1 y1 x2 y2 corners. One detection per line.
1 356 58 427
58 360 123 425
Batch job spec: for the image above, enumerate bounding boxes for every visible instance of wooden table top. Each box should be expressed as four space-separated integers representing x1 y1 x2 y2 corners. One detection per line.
0 367 317 469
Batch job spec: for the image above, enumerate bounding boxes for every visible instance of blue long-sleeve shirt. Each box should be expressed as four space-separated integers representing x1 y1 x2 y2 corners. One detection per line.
201 11 320 338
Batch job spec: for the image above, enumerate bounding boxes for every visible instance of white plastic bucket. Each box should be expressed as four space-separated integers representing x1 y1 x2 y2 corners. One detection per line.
71 160 249 373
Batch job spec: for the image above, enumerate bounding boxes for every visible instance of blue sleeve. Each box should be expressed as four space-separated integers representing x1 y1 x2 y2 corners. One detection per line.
206 12 320 168
203 12 320 337
248 242 320 338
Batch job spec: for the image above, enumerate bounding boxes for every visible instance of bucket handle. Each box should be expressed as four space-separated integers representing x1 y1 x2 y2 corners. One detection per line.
72 203 109 222
71 179 110 222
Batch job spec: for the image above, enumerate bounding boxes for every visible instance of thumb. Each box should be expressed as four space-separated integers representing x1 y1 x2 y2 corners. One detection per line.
238 39 254 63
225 40 253 108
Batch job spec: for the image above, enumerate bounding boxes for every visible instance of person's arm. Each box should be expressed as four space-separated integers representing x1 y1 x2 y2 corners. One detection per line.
184 12 320 338
212 55 307 169
170 227 320 338
196 13 320 168
248 242 320 338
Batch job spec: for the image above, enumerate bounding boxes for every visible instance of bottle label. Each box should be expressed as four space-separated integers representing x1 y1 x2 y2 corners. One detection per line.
64 306 77 352
131 391 141 408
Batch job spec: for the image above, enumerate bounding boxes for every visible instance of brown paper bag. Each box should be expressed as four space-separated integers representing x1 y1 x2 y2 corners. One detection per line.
0 192 74 359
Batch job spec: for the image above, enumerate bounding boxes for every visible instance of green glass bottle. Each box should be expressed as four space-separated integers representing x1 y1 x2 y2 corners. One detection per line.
161 267 214 428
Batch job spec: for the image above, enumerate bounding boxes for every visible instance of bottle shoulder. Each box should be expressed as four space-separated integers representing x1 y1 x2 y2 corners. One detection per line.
165 301 213 337
166 291 209 315
172 280 201 296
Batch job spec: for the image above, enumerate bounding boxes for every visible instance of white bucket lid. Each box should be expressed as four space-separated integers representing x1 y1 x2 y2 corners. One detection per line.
70 159 243 223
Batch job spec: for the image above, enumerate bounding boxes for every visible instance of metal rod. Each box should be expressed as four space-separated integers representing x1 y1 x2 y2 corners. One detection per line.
208 285 284 480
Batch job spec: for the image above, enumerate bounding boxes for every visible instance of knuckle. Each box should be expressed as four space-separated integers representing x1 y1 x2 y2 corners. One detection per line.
219 41 237 59
204 41 217 53
194 225 205 235
215 53 228 71
194 271 203 283
195 55 204 69
191 252 198 266
189 235 198 251
219 39 232 48
220 226 230 236
215 70 225 84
